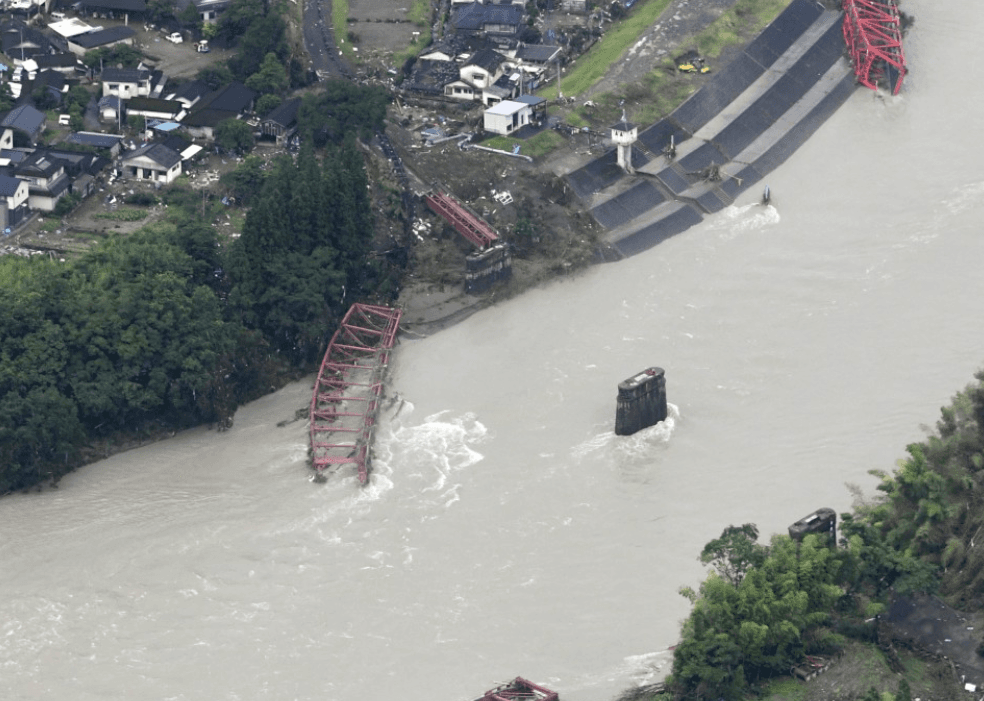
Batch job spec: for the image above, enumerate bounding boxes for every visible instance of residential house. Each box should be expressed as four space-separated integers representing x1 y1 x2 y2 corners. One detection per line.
512 93 547 123
1 19 52 63
165 80 209 111
33 52 86 76
512 44 562 74
101 67 164 100
120 142 182 183
45 148 107 198
443 47 509 104
35 69 68 105
14 150 70 211
451 3 523 37
65 131 125 158
0 173 30 230
77 0 147 22
159 133 202 162
260 97 301 145
126 97 186 123
181 81 256 140
98 95 124 123
175 0 232 23
67 26 136 56
47 18 100 41
1 105 47 144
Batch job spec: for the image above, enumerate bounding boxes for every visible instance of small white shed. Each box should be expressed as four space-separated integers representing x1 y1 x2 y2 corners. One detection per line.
483 99 531 136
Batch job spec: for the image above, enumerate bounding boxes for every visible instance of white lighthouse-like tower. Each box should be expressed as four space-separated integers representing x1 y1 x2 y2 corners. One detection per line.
610 110 638 174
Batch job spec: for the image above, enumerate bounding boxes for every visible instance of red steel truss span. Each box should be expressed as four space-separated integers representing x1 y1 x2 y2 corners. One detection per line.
842 0 907 95
424 191 499 248
309 304 402 485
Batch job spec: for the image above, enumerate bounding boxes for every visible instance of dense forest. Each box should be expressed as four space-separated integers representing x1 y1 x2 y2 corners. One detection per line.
662 369 984 700
0 76 393 494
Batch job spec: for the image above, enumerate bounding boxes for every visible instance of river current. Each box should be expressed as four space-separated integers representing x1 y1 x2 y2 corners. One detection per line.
3 1 983 699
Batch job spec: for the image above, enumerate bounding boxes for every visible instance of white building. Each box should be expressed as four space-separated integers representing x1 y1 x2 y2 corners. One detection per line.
483 99 531 136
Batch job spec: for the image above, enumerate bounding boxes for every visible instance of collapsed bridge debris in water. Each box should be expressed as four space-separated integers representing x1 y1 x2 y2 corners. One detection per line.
473 677 560 701
309 303 402 485
842 0 907 96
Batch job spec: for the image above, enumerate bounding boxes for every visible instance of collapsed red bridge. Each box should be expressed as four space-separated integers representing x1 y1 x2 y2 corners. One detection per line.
843 0 907 95
425 191 499 248
309 303 402 484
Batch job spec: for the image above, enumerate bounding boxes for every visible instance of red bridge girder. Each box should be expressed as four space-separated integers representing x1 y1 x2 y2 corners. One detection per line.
309 303 402 485
843 0 907 95
425 191 499 248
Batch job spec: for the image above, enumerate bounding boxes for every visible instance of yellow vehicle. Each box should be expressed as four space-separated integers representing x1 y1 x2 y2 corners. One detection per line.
676 51 710 74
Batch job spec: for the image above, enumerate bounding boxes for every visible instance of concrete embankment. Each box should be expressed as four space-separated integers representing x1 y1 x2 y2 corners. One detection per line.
565 0 857 257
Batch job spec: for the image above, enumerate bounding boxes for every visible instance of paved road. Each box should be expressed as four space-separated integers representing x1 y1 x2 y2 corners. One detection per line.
302 0 352 78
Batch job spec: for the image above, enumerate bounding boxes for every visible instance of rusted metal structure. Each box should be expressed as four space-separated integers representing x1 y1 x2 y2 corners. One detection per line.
842 0 907 95
424 191 499 248
309 303 402 485
475 678 559 701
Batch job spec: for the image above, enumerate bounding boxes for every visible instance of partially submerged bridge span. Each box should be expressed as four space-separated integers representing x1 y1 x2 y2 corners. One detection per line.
843 0 907 95
309 303 402 485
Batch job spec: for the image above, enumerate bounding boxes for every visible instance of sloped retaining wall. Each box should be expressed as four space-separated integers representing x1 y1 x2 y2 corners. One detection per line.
566 0 858 257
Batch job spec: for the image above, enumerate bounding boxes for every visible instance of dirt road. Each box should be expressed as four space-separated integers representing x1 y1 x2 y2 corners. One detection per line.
581 0 740 101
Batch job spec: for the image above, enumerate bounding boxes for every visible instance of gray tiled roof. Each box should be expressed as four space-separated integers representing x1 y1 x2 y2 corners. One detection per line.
123 142 181 169
0 173 23 198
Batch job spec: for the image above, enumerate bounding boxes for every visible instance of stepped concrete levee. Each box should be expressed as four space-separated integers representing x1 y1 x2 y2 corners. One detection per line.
563 0 857 258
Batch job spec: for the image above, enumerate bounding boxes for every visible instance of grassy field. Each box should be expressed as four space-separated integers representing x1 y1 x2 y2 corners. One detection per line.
545 0 794 137
483 130 567 160
540 0 674 101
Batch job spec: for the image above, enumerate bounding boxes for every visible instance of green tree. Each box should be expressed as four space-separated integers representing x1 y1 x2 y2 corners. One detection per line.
215 118 255 154
0 83 14 112
245 52 288 95
84 44 144 70
255 93 282 116
32 85 59 111
146 0 177 23
699 523 768 587
220 154 267 206
298 80 390 145
228 12 287 79
218 0 265 39
178 2 200 26
197 63 234 91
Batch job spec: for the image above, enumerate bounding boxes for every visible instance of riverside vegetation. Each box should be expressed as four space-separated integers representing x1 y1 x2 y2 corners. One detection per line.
0 129 394 494
0 0 396 494
655 369 984 701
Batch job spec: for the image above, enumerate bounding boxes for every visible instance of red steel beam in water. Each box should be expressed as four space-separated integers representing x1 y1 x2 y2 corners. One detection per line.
309 304 402 484
477 678 560 701
843 0 907 95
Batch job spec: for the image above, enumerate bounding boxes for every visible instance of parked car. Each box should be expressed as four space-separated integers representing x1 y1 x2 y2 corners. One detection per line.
195 40 210 53
58 114 71 126
165 32 183 43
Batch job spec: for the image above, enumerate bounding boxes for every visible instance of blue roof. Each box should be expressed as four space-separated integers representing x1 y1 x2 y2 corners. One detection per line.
151 121 182 132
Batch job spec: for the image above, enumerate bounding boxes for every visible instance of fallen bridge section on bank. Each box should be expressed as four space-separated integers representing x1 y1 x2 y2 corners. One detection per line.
309 303 402 485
